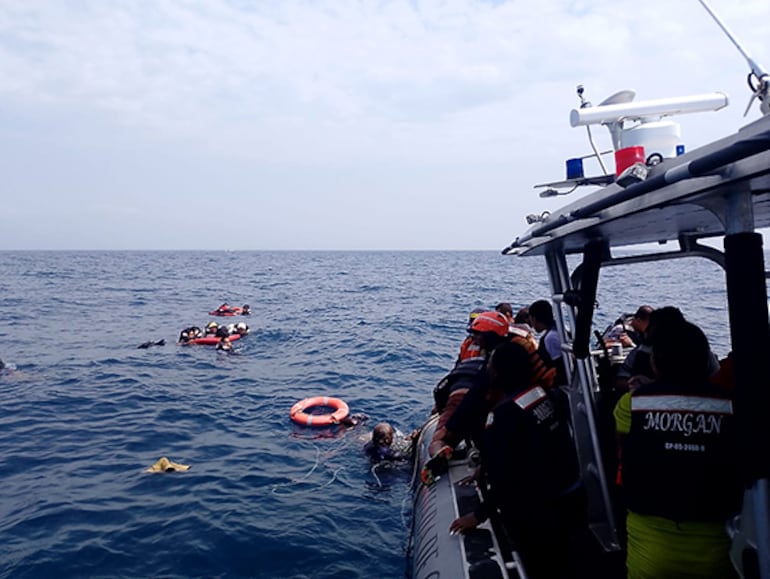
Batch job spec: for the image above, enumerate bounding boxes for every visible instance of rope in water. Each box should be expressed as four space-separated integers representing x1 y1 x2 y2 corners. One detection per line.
271 445 347 495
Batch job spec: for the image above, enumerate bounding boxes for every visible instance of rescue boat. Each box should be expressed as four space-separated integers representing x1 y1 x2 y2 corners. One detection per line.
410 6 770 576
501 64 770 579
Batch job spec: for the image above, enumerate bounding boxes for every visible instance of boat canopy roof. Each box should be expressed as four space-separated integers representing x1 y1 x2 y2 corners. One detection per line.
503 114 770 257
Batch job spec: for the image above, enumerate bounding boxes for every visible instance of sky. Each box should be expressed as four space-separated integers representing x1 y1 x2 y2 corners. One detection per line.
1 0 769 250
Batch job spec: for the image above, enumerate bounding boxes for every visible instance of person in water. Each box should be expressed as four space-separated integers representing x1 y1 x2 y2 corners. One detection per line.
214 303 250 315
215 326 233 351
364 422 417 462
234 322 249 335
0 358 19 377
178 326 203 344
205 321 219 336
137 339 165 349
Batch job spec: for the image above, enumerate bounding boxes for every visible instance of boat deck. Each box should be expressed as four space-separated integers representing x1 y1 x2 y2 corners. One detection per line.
409 414 625 578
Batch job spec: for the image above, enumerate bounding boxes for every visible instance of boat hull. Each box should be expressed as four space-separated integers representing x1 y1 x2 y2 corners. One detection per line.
409 415 522 579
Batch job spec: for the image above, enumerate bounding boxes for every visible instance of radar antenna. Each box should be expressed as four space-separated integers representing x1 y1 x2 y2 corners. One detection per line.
576 85 612 176
698 0 769 116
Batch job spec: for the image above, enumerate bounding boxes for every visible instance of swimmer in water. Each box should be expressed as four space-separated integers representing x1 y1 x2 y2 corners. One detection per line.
214 325 232 351
137 339 166 349
364 422 418 462
234 322 249 335
0 358 19 377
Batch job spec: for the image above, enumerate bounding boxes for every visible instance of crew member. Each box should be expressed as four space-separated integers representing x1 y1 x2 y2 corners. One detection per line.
456 307 487 363
529 299 566 385
449 340 584 578
614 320 740 578
422 311 509 485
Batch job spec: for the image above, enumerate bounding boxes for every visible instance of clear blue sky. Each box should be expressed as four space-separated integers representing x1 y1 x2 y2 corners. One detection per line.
1 0 768 250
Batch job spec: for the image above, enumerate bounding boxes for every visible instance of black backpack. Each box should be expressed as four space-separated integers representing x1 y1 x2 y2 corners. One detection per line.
433 357 487 413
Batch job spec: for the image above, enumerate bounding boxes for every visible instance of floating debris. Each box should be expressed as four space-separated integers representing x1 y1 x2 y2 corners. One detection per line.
146 457 190 473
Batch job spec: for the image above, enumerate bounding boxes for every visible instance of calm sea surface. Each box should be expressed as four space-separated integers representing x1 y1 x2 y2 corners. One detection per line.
0 250 735 578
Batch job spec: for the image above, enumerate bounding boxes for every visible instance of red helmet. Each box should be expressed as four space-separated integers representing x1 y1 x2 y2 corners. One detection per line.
470 311 509 337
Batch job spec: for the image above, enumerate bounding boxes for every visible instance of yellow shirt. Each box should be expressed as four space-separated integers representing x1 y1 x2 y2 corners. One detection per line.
613 391 632 434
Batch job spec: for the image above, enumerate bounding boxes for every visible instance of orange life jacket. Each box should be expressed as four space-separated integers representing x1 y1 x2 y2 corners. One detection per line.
458 336 482 362
511 332 556 389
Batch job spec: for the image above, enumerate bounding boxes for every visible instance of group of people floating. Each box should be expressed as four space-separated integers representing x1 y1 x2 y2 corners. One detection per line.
178 304 251 351
380 299 739 579
209 303 251 317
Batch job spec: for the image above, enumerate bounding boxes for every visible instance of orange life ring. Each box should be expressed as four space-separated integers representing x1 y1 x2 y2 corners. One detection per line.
290 396 349 427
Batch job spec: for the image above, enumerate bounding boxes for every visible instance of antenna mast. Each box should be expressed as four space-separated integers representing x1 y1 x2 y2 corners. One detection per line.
698 0 770 116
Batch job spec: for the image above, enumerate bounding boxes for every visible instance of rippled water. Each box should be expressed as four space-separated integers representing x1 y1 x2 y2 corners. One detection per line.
0 250 734 578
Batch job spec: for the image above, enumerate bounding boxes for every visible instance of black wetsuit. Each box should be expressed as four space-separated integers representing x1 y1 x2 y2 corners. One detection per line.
364 440 410 462
443 365 491 450
433 357 486 413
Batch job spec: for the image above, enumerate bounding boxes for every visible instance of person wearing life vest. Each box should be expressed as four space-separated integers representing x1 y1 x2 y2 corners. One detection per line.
422 311 509 485
213 303 248 316
449 340 585 578
509 324 556 390
234 321 249 336
456 307 487 363
178 326 203 343
512 306 536 336
204 321 220 336
215 325 233 351
442 317 555 450
614 320 741 579
529 299 567 385
432 357 487 416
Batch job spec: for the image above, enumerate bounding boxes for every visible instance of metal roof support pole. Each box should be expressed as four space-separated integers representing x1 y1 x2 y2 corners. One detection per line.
545 249 576 383
723 188 770 579
544 250 621 553
573 241 606 359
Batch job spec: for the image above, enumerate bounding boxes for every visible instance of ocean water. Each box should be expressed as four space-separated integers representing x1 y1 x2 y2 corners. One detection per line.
0 250 735 578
